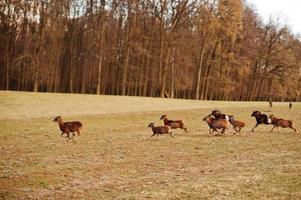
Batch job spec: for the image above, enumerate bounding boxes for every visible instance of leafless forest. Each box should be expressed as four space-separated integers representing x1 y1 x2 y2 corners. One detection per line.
1 0 301 101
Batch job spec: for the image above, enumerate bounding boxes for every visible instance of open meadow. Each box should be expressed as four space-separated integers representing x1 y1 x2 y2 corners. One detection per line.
0 91 301 199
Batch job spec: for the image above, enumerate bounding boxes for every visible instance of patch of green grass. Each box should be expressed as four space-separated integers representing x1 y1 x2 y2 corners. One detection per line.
0 91 301 199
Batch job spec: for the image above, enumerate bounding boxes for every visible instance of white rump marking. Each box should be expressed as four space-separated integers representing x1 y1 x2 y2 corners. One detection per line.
225 115 230 121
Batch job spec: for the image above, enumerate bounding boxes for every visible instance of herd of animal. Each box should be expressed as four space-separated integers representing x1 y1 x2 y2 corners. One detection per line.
53 109 298 139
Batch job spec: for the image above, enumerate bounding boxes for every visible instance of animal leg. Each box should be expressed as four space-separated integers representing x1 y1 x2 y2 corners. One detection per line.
216 130 223 136
184 127 189 133
212 128 219 136
251 124 258 132
290 123 297 133
270 126 276 132
77 130 80 136
213 131 219 136
238 128 241 133
170 132 175 138
277 126 280 132
61 132 65 136
149 133 156 138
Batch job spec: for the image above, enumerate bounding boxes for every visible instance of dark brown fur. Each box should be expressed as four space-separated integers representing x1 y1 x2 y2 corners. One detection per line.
148 123 174 138
53 116 83 138
251 111 271 132
202 115 216 135
269 114 297 133
160 115 188 133
211 110 228 120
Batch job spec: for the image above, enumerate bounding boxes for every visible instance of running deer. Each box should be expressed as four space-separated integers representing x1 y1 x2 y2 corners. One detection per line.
251 111 272 132
202 115 230 136
53 116 83 138
211 110 230 120
269 114 297 133
160 115 188 133
148 123 174 138
228 115 245 134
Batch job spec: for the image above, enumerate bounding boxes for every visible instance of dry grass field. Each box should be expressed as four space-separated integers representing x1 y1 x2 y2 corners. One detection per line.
0 91 301 199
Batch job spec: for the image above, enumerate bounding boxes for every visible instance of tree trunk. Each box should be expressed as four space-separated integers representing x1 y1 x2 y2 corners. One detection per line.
33 67 39 92
122 47 130 95
96 44 103 95
195 45 205 99
170 46 176 98
143 52 150 97
160 47 170 97
201 41 218 99
5 37 10 90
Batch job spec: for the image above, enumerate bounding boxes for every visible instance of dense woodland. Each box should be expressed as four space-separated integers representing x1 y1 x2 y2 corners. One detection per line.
1 0 301 101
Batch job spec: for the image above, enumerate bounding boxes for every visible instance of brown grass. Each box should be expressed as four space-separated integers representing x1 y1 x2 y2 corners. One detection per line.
0 92 301 199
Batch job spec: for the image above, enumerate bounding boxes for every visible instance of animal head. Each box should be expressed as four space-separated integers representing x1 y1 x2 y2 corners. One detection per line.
251 111 261 117
211 110 222 116
148 122 155 127
160 115 167 120
53 116 62 122
202 115 208 121
202 115 213 122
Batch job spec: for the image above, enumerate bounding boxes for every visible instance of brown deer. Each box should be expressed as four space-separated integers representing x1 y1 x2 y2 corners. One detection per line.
269 114 297 133
202 115 216 135
211 110 230 120
53 116 83 138
160 115 188 133
148 123 174 138
228 115 245 134
251 111 272 132
202 115 230 136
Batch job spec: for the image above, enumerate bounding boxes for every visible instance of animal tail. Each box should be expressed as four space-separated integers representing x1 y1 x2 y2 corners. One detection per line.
184 127 188 133
78 122 83 131
182 120 189 133
290 121 297 133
